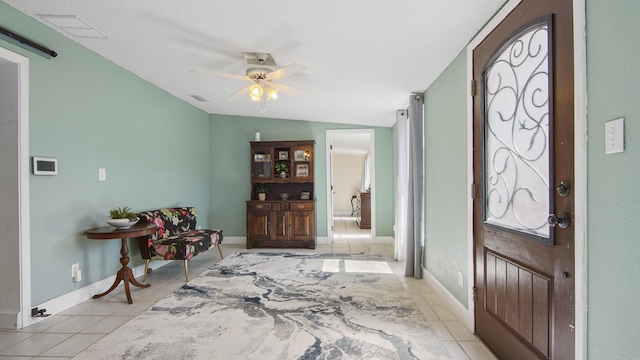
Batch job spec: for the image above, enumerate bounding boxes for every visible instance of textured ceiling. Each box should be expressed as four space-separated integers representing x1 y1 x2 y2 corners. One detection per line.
4 0 506 127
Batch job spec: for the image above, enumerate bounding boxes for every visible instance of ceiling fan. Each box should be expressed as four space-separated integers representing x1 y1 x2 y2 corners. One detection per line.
191 52 309 111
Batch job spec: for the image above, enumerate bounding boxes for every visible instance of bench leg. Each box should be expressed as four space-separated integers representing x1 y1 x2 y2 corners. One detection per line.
143 260 150 282
184 260 189 282
217 244 224 259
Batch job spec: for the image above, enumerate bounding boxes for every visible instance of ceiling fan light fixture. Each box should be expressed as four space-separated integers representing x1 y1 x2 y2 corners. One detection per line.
266 86 278 100
249 83 263 102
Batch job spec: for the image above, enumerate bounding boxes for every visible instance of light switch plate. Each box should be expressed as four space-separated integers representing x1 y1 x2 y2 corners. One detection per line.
605 117 624 154
98 168 106 181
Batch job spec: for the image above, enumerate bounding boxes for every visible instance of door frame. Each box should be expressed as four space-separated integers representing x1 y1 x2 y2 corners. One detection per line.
325 129 375 243
0 46 31 329
465 0 587 357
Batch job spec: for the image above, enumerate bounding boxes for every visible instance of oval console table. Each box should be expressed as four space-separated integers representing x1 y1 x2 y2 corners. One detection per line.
85 223 156 304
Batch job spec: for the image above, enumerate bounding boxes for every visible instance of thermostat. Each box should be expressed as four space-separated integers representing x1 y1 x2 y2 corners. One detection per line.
32 156 58 175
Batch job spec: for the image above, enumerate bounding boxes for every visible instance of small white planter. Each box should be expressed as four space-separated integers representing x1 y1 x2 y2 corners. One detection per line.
106 217 139 229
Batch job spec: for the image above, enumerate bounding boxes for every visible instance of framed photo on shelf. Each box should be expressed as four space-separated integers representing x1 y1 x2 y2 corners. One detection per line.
296 164 309 177
300 191 310 200
294 150 310 161
254 154 270 162
278 151 289 160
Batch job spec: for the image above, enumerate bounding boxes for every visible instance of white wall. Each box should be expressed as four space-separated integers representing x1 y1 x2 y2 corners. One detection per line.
333 154 364 215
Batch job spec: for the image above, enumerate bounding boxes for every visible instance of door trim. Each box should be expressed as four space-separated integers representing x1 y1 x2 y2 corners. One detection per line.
464 0 587 356
0 46 31 329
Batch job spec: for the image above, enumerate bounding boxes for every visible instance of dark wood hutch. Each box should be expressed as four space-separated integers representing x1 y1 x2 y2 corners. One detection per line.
246 140 316 249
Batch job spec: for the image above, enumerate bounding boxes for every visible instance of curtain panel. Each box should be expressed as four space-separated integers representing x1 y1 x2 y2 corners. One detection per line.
394 110 409 262
405 94 424 278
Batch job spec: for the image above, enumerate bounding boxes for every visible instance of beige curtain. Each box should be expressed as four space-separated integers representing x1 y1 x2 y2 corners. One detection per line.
394 110 409 262
405 94 424 279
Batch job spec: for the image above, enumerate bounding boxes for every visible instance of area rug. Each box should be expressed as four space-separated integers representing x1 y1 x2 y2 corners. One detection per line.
73 252 454 360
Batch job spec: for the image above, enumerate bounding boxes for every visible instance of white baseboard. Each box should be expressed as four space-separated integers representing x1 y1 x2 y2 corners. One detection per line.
23 260 171 328
422 268 474 331
222 236 246 245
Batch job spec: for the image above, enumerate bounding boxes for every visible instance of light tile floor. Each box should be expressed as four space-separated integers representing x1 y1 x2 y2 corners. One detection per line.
0 218 497 360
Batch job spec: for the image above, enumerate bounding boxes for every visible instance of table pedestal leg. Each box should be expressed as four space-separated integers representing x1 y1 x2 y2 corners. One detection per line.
93 238 150 304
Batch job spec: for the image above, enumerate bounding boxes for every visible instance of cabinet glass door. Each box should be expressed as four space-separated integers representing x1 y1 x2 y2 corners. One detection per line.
292 146 313 179
252 149 271 179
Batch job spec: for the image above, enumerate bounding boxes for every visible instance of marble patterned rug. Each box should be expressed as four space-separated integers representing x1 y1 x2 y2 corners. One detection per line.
73 252 454 360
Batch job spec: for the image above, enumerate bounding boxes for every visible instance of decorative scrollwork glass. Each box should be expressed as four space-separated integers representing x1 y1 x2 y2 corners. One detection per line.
483 21 551 239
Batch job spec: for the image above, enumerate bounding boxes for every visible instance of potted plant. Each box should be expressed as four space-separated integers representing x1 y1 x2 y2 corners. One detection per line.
275 162 289 178
107 206 139 228
255 184 269 201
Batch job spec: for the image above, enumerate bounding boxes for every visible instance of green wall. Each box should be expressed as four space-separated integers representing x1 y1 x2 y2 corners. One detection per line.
586 0 640 357
0 4 211 305
0 1 396 308
423 51 469 305
208 114 395 238
12 2 640 356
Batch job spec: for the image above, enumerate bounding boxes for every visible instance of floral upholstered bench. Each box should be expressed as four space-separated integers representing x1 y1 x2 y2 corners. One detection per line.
135 207 223 282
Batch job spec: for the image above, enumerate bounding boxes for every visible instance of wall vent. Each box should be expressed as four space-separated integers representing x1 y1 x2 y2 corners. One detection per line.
39 15 108 39
190 95 209 102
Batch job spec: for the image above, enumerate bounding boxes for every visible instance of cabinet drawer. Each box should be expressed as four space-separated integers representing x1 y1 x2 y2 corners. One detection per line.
273 203 289 211
248 202 271 211
291 202 314 211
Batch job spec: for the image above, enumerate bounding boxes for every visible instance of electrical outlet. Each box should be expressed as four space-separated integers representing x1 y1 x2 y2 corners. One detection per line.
457 270 464 288
71 263 79 278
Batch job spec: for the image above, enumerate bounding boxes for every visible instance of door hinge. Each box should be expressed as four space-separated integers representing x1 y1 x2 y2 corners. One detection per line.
330 144 333 150
470 80 477 97
471 183 477 199
472 286 478 302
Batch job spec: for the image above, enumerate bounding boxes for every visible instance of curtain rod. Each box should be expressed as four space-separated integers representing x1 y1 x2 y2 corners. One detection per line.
0 25 57 59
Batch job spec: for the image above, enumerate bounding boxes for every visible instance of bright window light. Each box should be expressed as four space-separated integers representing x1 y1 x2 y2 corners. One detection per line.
322 259 340 272
322 259 392 274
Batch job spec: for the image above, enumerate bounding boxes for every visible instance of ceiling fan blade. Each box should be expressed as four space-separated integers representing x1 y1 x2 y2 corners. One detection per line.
267 63 306 81
189 69 250 81
271 83 312 97
226 84 252 99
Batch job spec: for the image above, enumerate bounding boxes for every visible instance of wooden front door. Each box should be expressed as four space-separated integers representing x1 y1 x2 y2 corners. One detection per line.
472 0 574 359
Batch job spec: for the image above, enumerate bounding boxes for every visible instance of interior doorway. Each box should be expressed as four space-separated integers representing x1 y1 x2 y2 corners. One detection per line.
0 47 31 329
325 129 375 247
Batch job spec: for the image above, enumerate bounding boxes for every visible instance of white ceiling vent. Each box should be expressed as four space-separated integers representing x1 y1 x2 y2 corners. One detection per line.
39 15 108 39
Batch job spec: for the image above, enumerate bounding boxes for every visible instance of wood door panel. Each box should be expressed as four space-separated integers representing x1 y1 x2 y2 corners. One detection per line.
271 211 288 241
290 211 314 240
247 210 270 243
482 228 555 272
518 270 534 343
532 275 550 356
484 250 552 358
